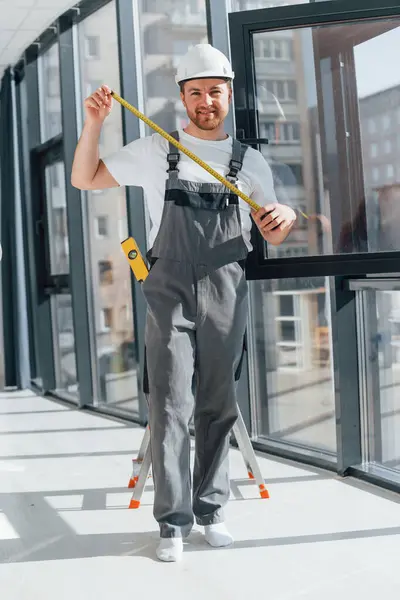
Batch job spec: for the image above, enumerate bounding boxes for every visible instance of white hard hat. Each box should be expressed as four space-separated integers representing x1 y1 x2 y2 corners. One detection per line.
175 44 234 85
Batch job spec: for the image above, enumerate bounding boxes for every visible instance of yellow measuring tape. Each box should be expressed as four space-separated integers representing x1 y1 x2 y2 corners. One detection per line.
110 90 309 221
110 90 261 212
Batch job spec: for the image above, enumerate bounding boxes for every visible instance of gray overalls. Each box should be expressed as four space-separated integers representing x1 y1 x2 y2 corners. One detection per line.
142 132 249 538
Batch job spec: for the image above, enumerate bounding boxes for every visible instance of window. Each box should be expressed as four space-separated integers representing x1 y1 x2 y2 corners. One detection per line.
100 308 113 331
44 162 69 275
234 3 400 487
382 114 391 130
287 164 303 184
286 81 297 101
260 79 297 102
358 290 400 474
384 140 392 154
286 122 300 141
38 43 62 141
98 260 113 284
249 277 336 452
85 36 99 58
387 164 394 178
46 67 59 97
273 40 282 59
138 0 208 134
50 162 60 189
253 20 400 261
254 39 264 58
279 295 294 317
53 295 78 394
47 112 61 139
95 216 108 238
260 122 274 140
262 121 300 143
368 118 376 134
78 0 138 412
276 81 285 100
254 38 293 60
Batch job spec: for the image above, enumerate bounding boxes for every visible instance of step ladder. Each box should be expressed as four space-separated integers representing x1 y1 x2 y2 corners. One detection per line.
127 405 269 509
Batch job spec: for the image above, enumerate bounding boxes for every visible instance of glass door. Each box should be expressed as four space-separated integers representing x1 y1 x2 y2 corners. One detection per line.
228 0 400 461
35 143 78 399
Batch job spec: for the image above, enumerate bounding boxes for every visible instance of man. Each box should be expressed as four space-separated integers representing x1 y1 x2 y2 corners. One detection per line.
71 44 296 562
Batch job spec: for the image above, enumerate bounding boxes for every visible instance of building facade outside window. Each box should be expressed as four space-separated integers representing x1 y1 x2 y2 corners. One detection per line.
77 1 139 414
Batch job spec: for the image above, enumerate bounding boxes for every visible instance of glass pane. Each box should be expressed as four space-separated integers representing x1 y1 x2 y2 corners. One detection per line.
230 0 309 10
78 1 139 416
360 290 400 473
52 295 78 396
251 19 400 259
138 0 208 133
249 277 336 454
355 28 400 252
44 161 69 275
38 43 62 141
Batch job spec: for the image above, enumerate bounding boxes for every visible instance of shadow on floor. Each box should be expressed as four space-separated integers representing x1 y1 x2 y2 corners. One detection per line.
2 525 400 564
1 481 400 564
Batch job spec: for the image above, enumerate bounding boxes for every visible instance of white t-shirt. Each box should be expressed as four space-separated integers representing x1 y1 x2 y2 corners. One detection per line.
102 129 277 251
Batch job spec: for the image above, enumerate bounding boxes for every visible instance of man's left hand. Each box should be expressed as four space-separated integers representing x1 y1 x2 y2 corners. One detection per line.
251 203 296 245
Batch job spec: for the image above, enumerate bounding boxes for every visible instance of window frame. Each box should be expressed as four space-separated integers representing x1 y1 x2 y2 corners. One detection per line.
229 0 400 280
95 215 109 238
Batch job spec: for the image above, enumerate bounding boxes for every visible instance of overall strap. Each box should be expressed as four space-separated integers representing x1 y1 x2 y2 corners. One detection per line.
167 131 180 180
226 139 248 183
166 132 248 191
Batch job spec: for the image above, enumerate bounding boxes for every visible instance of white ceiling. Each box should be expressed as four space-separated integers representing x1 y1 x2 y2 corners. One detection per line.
0 0 77 80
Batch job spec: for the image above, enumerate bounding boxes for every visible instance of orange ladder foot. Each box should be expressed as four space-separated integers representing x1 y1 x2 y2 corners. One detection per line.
129 499 141 509
259 484 270 499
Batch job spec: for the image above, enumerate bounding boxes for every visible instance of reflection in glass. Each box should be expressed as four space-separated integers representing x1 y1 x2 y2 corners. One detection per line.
356 27 400 253
360 290 400 472
78 1 139 416
44 162 69 275
251 20 400 258
38 43 62 142
52 295 78 396
138 0 208 134
231 0 308 10
252 27 320 260
250 277 336 453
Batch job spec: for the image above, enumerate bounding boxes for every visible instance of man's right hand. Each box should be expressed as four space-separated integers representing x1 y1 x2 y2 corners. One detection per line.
72 83 119 190
84 84 112 125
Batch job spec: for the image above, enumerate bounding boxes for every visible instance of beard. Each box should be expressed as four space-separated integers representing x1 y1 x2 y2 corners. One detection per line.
187 107 225 131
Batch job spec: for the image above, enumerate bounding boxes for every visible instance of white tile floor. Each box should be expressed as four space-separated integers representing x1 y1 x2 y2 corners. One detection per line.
0 390 399 599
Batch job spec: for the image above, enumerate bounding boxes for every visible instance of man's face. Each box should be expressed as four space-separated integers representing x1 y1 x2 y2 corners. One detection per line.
180 78 232 131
